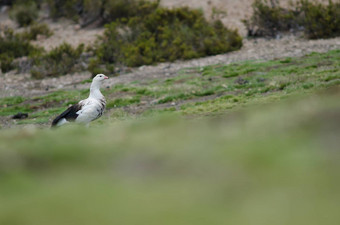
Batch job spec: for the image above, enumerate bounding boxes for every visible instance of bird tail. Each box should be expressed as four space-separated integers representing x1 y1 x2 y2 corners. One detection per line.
51 104 81 128
51 117 62 128
51 107 73 128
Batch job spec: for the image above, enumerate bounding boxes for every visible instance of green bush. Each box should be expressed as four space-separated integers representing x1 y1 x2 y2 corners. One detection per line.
87 58 115 77
47 0 159 26
243 0 298 37
20 23 54 41
48 0 82 21
94 7 242 69
102 0 159 23
244 0 340 39
298 0 340 39
80 0 103 26
9 1 39 27
0 29 42 73
31 43 84 78
0 54 15 73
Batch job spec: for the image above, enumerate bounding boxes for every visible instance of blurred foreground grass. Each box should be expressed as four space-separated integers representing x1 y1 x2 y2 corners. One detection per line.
0 86 339 225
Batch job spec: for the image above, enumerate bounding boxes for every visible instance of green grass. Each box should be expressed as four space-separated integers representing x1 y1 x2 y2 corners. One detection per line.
0 88 339 225
0 49 339 125
0 96 25 106
0 90 88 123
0 50 339 224
104 49 339 116
107 96 141 109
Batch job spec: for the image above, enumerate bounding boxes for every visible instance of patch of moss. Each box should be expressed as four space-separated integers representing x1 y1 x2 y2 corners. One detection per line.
0 96 25 106
107 96 141 109
0 105 33 116
158 93 191 104
135 88 152 96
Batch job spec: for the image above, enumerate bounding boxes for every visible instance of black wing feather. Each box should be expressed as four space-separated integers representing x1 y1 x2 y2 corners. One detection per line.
51 103 83 127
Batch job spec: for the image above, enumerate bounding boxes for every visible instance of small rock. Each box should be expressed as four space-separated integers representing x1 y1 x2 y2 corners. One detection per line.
257 77 266 82
1 6 9 13
36 34 47 41
150 99 159 105
235 77 249 85
163 64 171 70
269 81 276 86
12 112 28 120
74 24 81 30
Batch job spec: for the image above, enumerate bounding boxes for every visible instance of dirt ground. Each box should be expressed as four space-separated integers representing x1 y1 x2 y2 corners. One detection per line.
0 0 339 99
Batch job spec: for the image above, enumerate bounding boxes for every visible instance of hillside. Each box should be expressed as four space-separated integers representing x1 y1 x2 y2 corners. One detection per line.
1 49 339 128
0 1 340 223
0 0 339 99
0 79 339 225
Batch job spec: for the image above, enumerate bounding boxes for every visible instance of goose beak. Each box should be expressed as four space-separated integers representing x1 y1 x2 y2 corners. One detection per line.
104 76 109 79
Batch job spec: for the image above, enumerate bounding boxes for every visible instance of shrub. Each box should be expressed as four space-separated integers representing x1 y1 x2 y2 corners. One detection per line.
9 1 39 27
0 54 14 73
21 23 54 40
47 0 159 26
244 0 340 39
0 0 13 7
0 29 42 73
102 0 159 23
31 43 84 78
48 0 76 20
80 0 103 26
87 58 115 78
94 7 242 69
243 0 298 37
298 0 340 39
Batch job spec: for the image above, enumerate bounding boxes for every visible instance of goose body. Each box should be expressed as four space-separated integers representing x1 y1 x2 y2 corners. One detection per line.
51 74 108 127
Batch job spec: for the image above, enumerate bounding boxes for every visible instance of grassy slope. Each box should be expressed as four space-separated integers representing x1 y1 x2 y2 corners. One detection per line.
0 50 339 224
1 50 339 126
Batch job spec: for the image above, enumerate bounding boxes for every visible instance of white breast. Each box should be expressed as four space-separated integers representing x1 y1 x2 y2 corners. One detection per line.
75 97 106 124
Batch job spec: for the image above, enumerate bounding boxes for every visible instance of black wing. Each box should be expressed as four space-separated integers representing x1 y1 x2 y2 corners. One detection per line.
51 103 83 127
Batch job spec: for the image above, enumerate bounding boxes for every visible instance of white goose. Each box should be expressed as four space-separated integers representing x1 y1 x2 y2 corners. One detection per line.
51 74 108 127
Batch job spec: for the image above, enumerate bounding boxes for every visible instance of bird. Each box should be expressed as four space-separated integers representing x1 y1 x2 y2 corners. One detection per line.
51 74 108 127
